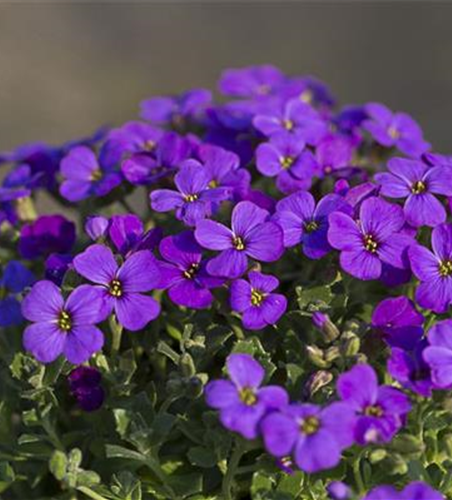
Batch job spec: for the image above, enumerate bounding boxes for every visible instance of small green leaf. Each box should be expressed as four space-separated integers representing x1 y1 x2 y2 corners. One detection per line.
49 450 67 481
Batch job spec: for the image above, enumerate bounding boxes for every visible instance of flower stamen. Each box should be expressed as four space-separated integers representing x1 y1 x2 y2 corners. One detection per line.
109 279 123 297
411 180 426 195
233 236 245 251
58 310 72 332
251 289 265 307
439 260 452 277
301 416 320 435
183 263 199 279
239 386 257 405
364 234 378 253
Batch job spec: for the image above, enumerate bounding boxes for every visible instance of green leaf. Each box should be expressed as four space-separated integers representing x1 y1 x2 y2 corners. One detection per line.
0 462 15 494
187 446 217 468
105 444 147 462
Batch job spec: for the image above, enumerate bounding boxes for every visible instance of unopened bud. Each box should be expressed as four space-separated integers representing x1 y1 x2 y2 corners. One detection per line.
306 345 328 368
340 333 361 357
304 370 333 397
391 435 424 455
369 449 387 464
179 353 196 378
312 312 340 342
85 216 109 241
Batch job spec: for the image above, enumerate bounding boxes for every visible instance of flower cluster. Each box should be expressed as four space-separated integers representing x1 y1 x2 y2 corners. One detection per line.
1 65 449 499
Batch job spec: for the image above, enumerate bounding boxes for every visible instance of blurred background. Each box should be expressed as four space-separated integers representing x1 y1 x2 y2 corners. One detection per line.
1 2 452 152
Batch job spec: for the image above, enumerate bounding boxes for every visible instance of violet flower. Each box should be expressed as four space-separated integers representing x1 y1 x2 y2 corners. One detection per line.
0 261 34 327
205 353 288 439
328 197 413 280
68 366 104 412
22 281 105 364
362 482 444 500
423 319 452 389
158 231 224 309
218 65 286 98
73 244 161 331
230 271 287 330
60 146 122 202
273 191 351 259
375 157 452 227
195 201 284 278
261 402 355 473
337 364 411 444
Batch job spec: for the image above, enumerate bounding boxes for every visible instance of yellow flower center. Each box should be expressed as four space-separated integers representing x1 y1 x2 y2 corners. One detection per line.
280 156 294 169
364 234 378 253
183 263 199 279
364 405 383 417
300 89 313 104
90 169 103 181
439 260 452 277
109 279 123 297
184 194 199 203
209 179 219 188
58 310 72 332
301 416 320 435
305 220 319 233
239 387 257 406
388 126 400 140
283 119 294 131
143 140 155 152
233 236 245 251
251 289 265 307
411 180 426 195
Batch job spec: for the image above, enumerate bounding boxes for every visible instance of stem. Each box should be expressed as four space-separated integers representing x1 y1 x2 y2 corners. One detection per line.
222 438 245 500
145 455 178 500
353 450 366 496
119 198 134 214
109 316 123 356
77 486 109 500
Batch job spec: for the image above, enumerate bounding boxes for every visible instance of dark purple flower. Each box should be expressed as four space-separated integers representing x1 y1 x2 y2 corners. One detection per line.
362 482 444 500
121 131 192 185
218 65 286 98
409 223 452 313
108 214 144 255
150 161 230 226
363 102 430 158
375 157 452 227
253 98 328 145
60 146 122 202
0 261 34 327
256 134 316 194
195 201 284 278
328 197 413 280
44 253 73 286
22 281 105 364
73 244 161 331
158 231 224 309
205 353 288 439
337 364 411 444
230 271 287 330
19 215 76 260
327 481 351 500
423 319 452 389
273 191 351 259
85 215 109 241
68 366 104 412
334 105 368 139
261 402 355 473
140 88 211 125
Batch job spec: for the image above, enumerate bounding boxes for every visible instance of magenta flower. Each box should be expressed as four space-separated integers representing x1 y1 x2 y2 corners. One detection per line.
256 134 316 194
375 157 452 227
195 201 284 278
158 231 224 309
73 244 161 331
230 271 287 330
60 146 122 202
363 102 430 158
273 191 351 259
409 223 452 313
337 364 411 444
150 161 230 226
205 353 289 439
261 402 355 473
22 281 105 364
328 197 413 280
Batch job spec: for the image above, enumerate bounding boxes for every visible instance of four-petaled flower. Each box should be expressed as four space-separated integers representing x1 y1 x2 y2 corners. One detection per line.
73 244 161 331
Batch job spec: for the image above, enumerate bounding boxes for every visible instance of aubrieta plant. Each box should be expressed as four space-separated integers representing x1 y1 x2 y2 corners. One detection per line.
2 65 452 500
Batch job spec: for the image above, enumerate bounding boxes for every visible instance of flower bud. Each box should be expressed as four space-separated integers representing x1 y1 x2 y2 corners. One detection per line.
324 346 341 363
326 481 351 500
304 370 333 397
85 215 109 241
312 312 340 342
179 353 196 378
369 449 387 463
306 345 328 368
340 333 361 357
391 435 425 455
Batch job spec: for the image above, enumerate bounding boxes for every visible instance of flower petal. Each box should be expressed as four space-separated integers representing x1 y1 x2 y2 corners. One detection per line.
340 249 382 280
261 412 298 457
195 220 233 250
23 322 65 363
118 250 161 292
404 193 446 228
337 364 378 410
206 248 248 278
73 244 117 285
205 380 239 409
64 325 104 364
227 353 265 389
21 280 63 322
115 293 160 331
245 222 284 262
66 285 110 324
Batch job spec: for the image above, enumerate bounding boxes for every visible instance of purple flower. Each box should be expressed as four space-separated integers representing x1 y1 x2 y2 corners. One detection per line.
371 296 424 348
328 197 412 280
73 244 161 331
122 131 192 185
0 261 34 327
205 353 289 439
409 223 452 313
281 76 335 108
327 482 351 500
218 65 286 98
19 215 76 260
310 136 354 178
337 364 411 444
253 98 328 145
256 134 316 194
45 253 73 286
363 102 430 158
423 319 452 389
68 366 104 412
60 146 122 202
22 281 105 364
108 214 145 255
362 482 444 500
150 161 230 226
261 402 355 473
195 201 284 278
273 191 351 259
158 231 224 309
375 157 452 227
230 271 287 330
140 88 211 125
